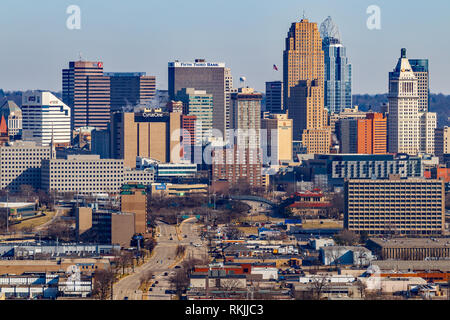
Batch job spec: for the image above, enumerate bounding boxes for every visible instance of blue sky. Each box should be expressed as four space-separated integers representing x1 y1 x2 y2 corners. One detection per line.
1 0 449 94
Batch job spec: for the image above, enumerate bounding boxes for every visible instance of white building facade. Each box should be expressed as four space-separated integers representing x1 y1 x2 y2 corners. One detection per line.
22 91 71 146
388 49 420 155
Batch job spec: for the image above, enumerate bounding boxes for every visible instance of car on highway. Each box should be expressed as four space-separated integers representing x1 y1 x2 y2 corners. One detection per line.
123 296 129 300
169 237 173 240
174 265 181 269
151 283 156 287
164 272 168 276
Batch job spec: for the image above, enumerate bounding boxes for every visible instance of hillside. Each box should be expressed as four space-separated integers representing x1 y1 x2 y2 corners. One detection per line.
354 93 450 127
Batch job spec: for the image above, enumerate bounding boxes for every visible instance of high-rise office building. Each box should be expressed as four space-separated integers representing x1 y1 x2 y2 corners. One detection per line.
212 88 263 189
105 72 156 112
212 145 263 189
225 68 233 130
388 49 420 155
337 113 387 154
168 59 229 138
435 127 450 162
62 60 111 131
388 49 436 155
265 81 283 114
109 110 182 169
261 113 293 163
345 177 445 235
231 88 262 149
180 114 198 162
357 113 387 154
21 92 71 147
320 16 352 114
419 111 436 155
176 88 214 145
409 59 429 112
284 19 331 154
337 118 358 154
120 184 148 235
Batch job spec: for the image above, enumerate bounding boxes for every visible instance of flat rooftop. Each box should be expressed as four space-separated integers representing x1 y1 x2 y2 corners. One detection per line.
372 260 450 272
369 238 450 248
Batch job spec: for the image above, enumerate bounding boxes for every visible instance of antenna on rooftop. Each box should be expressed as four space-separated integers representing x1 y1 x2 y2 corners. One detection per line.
79 52 84 61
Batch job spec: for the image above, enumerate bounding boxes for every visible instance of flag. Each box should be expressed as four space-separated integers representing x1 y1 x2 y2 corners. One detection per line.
273 64 278 71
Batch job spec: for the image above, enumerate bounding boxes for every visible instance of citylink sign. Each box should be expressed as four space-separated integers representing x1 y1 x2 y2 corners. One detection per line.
169 62 225 68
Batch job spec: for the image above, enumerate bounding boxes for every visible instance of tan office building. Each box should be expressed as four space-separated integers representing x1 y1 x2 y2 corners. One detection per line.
41 155 154 195
120 184 147 235
261 113 293 163
345 176 445 236
76 207 93 239
0 141 51 192
92 210 135 247
435 126 450 162
283 19 331 154
110 111 182 169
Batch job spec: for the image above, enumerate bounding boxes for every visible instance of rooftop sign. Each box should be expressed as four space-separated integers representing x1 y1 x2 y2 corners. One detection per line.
169 62 225 68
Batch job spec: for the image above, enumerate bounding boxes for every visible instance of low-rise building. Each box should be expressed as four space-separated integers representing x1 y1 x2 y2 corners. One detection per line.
150 183 208 197
367 238 450 260
41 155 154 195
320 246 374 267
0 141 51 192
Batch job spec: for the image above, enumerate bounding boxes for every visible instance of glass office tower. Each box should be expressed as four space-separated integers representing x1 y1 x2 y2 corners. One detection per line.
320 16 352 114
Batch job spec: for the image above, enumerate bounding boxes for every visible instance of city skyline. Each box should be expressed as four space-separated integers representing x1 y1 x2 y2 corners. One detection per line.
1 0 450 94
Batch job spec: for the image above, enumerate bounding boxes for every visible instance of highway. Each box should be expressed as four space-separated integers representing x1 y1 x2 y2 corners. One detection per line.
113 217 204 300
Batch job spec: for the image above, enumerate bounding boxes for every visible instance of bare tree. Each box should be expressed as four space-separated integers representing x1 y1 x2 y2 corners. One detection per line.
117 251 134 275
139 270 154 290
221 278 244 298
19 184 35 201
309 275 330 300
93 269 116 300
333 229 359 246
356 279 367 299
46 219 74 242
169 268 190 299
176 245 186 258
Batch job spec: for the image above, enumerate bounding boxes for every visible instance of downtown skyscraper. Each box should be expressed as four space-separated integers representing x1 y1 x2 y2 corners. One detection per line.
409 59 429 112
62 60 111 131
320 16 352 114
283 18 331 154
168 59 232 138
104 72 156 112
388 49 436 155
